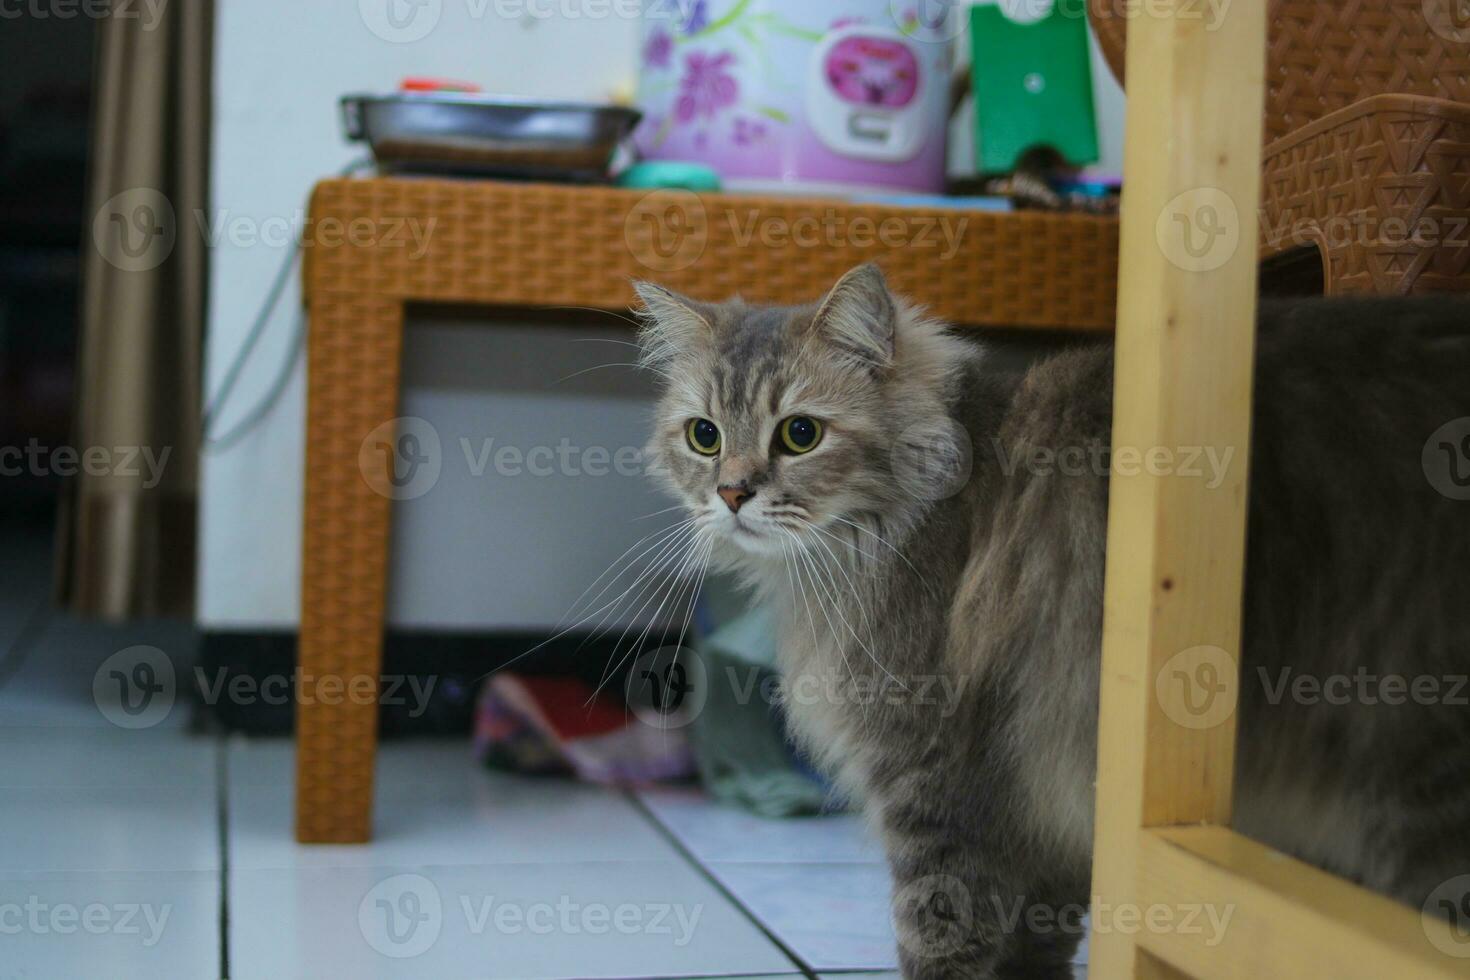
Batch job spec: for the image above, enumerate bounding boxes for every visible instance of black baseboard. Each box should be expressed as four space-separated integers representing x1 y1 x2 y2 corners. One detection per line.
194 626 678 736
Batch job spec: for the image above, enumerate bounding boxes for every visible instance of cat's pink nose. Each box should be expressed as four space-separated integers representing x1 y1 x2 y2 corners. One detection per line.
718 485 755 513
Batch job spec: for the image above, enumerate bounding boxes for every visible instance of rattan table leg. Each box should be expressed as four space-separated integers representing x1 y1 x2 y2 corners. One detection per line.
295 294 405 844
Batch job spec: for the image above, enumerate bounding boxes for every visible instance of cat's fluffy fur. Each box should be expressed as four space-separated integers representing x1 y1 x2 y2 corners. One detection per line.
635 265 1470 978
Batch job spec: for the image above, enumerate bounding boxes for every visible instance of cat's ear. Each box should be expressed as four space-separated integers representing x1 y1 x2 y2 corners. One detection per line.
633 281 714 367
811 263 896 370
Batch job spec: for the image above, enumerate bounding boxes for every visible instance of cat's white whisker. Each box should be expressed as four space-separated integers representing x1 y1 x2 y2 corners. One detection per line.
792 516 878 639
553 361 672 387
827 513 932 589
789 525 908 694
477 522 700 684
658 537 714 732
588 534 711 709
596 526 708 686
583 523 703 680
557 518 697 630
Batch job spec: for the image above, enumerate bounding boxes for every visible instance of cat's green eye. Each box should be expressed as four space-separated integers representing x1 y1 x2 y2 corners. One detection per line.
779 416 823 454
687 418 721 456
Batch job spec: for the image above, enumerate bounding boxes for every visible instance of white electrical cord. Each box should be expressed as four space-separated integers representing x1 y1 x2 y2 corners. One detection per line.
201 157 374 452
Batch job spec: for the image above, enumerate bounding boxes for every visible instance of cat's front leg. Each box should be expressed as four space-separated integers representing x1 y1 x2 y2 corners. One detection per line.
876 768 1088 980
888 859 1085 979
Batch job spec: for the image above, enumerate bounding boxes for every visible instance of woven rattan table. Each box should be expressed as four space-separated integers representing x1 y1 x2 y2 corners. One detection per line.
294 176 1120 843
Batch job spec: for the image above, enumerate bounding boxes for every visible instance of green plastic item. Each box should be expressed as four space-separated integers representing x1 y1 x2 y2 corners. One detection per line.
618 161 723 192
969 2 1099 173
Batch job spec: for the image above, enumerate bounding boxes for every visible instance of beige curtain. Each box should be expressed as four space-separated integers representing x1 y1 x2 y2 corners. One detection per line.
57 0 214 619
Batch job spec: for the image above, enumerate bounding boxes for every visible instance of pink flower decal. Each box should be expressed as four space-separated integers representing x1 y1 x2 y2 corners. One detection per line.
675 50 739 124
643 29 672 69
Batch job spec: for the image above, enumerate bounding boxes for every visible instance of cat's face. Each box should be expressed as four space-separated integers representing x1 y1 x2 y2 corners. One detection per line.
635 265 948 562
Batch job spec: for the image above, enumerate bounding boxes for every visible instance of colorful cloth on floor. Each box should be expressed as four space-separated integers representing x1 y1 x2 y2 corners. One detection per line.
474 673 695 786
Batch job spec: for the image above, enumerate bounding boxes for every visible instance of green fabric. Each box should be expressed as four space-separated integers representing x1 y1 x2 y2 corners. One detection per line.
689 609 831 818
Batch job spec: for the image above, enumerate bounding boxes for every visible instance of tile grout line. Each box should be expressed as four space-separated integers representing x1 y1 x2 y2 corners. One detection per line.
624 791 820 980
0 594 51 691
216 737 232 980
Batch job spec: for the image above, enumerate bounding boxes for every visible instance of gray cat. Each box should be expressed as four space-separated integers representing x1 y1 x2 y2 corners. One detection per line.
633 264 1470 978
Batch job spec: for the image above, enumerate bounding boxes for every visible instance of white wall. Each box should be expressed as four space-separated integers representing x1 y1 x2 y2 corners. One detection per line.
199 1 647 629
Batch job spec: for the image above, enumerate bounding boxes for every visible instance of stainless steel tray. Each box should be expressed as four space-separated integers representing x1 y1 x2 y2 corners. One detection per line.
341 93 641 181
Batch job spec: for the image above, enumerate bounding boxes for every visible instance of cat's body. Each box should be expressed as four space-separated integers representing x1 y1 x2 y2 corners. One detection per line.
634 267 1470 978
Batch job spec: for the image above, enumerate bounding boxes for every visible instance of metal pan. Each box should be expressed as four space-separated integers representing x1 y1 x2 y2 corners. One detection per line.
341 93 642 181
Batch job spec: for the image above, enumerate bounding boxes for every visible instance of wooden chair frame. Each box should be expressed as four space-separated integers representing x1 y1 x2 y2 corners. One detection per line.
1089 2 1467 976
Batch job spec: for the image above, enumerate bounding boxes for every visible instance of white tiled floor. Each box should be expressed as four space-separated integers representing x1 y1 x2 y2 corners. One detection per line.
0 532 1087 978
0 596 905 977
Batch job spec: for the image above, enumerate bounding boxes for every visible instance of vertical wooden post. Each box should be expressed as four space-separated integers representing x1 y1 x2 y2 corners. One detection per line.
1089 0 1266 975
